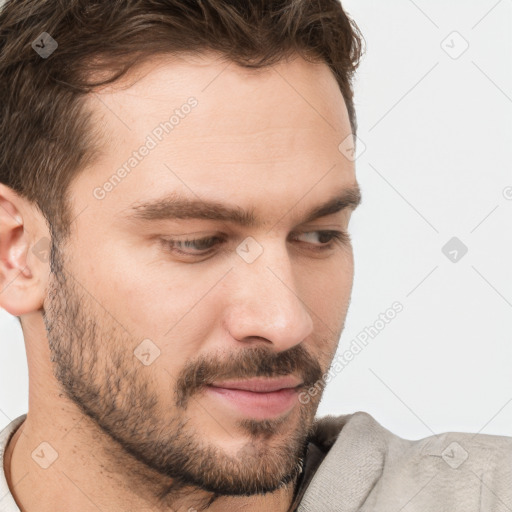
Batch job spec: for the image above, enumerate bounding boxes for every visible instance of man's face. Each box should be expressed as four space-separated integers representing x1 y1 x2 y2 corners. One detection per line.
43 52 358 498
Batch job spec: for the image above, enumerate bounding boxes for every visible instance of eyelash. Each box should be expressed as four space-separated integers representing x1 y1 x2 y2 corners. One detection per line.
162 230 350 257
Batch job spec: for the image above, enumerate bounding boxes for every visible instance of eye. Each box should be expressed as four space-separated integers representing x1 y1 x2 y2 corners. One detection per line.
291 230 350 251
161 230 350 258
162 235 224 256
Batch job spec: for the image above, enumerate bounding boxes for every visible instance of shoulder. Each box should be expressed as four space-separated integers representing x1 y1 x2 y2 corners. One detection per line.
0 414 26 453
300 411 512 511
0 414 27 512
335 410 512 456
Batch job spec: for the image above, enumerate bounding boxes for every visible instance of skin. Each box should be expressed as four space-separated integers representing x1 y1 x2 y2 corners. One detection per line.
0 51 359 512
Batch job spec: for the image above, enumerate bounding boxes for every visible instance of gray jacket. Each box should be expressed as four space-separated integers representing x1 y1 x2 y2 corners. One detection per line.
293 411 512 511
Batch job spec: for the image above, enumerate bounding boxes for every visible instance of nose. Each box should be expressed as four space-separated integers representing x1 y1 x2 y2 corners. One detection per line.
224 239 314 352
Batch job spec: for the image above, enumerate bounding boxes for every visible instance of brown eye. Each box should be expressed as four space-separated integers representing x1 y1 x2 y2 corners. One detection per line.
291 230 350 251
163 236 224 256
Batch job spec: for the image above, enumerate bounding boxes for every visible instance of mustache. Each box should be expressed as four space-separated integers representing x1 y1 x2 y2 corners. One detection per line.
175 343 324 409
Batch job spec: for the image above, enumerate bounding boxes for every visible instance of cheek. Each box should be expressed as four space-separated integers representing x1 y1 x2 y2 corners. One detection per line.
81 249 222 365
306 251 354 315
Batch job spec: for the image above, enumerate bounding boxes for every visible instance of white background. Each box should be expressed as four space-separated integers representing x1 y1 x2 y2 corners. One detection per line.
1 0 511 439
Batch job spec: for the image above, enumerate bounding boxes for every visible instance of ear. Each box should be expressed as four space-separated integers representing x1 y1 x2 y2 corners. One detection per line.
0 183 50 316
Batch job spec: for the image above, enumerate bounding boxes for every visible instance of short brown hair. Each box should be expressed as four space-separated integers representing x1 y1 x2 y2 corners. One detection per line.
0 0 363 243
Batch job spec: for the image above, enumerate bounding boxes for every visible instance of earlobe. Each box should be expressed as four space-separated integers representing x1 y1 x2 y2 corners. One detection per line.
0 184 47 316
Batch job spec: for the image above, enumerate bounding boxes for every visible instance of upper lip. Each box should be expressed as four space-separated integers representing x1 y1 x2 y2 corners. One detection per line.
209 377 303 393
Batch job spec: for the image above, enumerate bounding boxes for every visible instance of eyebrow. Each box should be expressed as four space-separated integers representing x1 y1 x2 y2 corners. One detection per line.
124 183 362 228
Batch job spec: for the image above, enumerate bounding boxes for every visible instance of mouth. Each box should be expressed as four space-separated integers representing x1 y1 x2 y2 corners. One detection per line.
205 377 303 419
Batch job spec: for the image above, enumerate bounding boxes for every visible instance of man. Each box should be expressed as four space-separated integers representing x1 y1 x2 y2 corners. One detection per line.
0 1 510 511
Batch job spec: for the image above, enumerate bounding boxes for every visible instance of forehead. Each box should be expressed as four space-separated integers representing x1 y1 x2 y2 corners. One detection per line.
71 52 356 226
87 50 352 151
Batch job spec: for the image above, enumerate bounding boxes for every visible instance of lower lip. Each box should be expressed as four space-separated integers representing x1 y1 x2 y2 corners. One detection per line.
205 386 300 419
